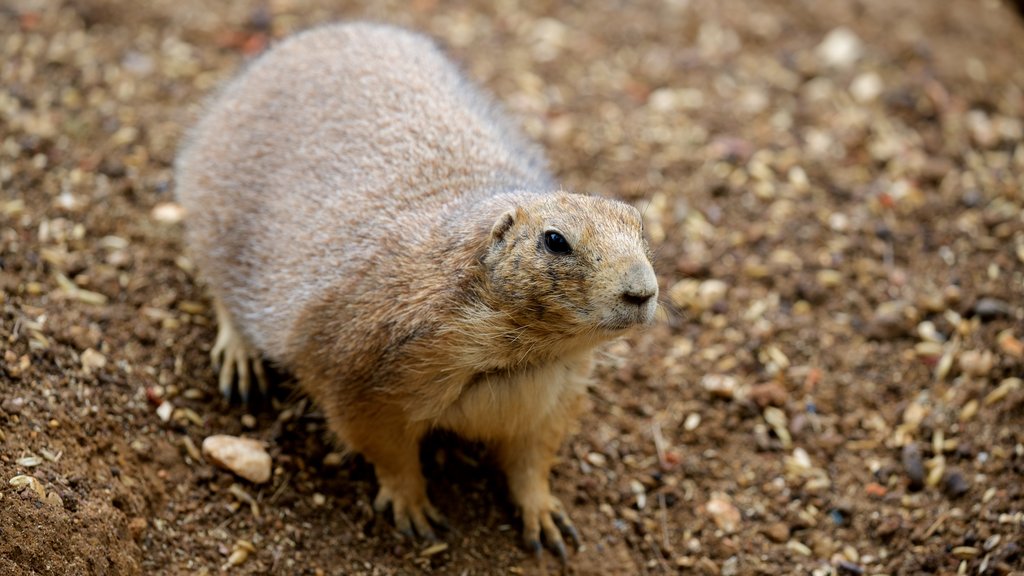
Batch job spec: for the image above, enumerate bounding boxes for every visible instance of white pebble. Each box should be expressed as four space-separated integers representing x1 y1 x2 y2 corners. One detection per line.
202 434 272 484
816 27 863 69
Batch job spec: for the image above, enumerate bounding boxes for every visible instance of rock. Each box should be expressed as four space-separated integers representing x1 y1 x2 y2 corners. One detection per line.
705 495 741 534
698 279 729 310
837 560 865 575
866 300 916 339
942 470 969 498
816 27 863 69
972 297 1012 321
151 202 186 224
747 381 788 407
875 515 902 537
850 72 882 103
901 443 925 491
80 348 106 374
702 374 739 400
764 522 789 543
1 397 25 415
201 435 272 484
959 350 995 378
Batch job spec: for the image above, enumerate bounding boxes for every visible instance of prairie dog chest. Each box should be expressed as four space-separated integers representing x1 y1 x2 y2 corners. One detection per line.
437 352 594 440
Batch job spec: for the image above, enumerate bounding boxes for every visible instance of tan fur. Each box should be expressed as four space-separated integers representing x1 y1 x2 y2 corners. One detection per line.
175 22 658 555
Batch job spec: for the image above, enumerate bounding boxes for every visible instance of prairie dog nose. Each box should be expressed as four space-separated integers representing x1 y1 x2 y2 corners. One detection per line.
621 262 658 306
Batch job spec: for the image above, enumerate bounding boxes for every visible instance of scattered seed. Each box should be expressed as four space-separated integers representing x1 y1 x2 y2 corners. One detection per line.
16 455 42 467
985 378 1021 406
421 542 449 557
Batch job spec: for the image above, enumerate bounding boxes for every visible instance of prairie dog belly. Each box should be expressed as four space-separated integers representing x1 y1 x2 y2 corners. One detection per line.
437 352 593 440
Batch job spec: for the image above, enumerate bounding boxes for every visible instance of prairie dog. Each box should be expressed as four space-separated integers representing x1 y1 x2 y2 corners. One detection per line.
175 22 658 559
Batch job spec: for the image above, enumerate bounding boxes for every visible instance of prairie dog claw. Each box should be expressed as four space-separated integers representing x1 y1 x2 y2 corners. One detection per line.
521 495 580 564
211 300 268 402
373 482 446 541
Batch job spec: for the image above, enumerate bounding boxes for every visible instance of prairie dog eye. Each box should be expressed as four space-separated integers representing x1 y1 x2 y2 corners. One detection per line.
543 230 571 255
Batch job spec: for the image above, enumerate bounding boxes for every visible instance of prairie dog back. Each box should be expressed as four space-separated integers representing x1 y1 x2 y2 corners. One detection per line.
176 23 553 363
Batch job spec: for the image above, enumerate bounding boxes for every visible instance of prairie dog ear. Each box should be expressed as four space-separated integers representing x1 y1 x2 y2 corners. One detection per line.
490 208 520 244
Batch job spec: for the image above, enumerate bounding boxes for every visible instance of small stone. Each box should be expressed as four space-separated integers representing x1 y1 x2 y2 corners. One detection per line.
1 397 25 415
850 72 882 103
875 515 901 537
959 350 994 377
836 560 865 575
698 279 729 310
128 517 148 541
942 470 969 498
765 522 789 543
80 348 106 374
202 435 272 484
997 330 1024 358
866 300 916 339
151 202 186 224
705 495 741 534
9 475 46 500
323 452 344 467
156 401 174 423
972 297 1012 321
312 493 326 507
702 374 738 399
816 27 863 69
747 381 788 407
816 269 843 288
240 414 257 429
683 412 701 431
865 483 887 498
902 443 925 491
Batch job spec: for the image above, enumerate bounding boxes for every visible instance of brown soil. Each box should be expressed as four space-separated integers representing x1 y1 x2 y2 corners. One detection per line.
2 0 1023 574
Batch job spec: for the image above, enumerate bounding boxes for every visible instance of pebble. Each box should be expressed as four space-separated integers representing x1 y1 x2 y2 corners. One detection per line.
942 470 969 498
815 27 863 69
997 330 1024 358
156 401 174 423
764 522 789 543
151 202 186 224
323 452 344 467
959 350 994 377
697 279 729 310
201 435 272 484
705 495 741 534
837 560 865 575
1 397 26 415
866 300 915 339
901 443 925 491
747 381 788 407
9 474 46 499
701 374 739 399
849 72 882 103
972 297 1012 321
79 348 107 374
683 412 701 431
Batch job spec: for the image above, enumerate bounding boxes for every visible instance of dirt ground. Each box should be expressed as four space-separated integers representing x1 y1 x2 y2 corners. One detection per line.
2 0 1023 574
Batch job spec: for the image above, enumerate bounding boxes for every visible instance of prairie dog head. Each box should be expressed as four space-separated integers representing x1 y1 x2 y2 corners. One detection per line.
484 192 658 336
